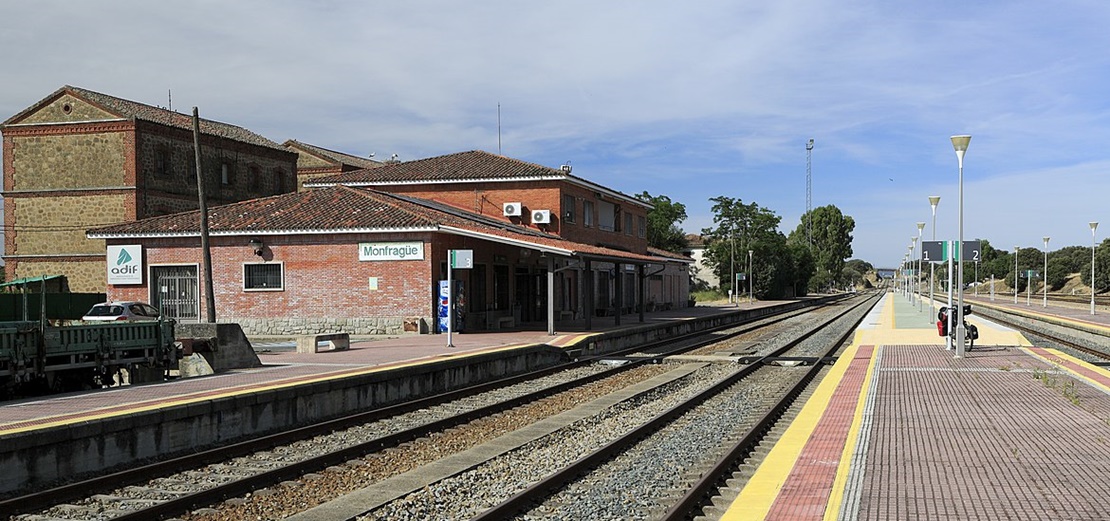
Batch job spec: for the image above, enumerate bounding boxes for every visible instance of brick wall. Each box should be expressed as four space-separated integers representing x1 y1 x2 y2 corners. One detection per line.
372 181 650 252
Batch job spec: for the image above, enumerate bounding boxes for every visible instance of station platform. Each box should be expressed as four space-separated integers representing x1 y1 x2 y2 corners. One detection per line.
724 291 1110 520
0 301 763 437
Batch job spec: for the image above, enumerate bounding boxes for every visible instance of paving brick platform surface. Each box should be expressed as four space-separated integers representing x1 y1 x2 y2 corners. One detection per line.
853 344 1110 520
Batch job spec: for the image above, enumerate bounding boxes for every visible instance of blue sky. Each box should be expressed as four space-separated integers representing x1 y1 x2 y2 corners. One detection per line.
3 1 1110 268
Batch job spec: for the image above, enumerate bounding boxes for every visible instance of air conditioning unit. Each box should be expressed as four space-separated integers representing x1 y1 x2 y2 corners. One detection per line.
532 209 552 224
503 202 522 217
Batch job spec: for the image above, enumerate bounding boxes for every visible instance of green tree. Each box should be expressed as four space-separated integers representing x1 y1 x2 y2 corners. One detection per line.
701 196 789 296
790 205 854 292
634 191 689 253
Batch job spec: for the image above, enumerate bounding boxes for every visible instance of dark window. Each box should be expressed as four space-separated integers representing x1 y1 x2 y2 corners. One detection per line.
494 265 510 310
157 149 170 176
583 200 594 227
562 194 576 224
244 263 283 290
624 213 633 235
221 163 232 185
274 169 285 194
638 215 647 238
472 264 487 311
249 166 260 191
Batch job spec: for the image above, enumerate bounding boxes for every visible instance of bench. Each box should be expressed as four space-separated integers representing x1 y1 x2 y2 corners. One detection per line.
496 316 515 329
296 333 350 353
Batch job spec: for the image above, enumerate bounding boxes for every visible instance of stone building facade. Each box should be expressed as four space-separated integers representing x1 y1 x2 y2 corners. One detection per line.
1 86 297 292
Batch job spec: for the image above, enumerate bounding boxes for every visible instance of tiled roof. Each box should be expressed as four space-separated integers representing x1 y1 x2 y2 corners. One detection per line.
284 140 383 169
86 186 664 263
4 85 287 151
648 246 694 262
306 150 564 185
305 150 652 209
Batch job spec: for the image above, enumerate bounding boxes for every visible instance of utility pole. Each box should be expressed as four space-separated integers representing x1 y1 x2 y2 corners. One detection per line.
193 108 217 323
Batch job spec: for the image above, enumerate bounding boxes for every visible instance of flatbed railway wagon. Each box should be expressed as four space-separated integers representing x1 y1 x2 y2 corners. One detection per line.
0 319 176 394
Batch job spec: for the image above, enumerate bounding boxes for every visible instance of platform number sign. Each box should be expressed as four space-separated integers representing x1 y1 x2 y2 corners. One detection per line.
921 240 981 263
450 249 473 269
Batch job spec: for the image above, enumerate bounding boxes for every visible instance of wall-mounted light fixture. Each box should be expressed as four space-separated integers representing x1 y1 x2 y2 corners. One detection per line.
249 238 264 256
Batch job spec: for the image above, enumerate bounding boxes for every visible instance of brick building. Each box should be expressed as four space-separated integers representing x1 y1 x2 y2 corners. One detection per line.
305 150 692 321
1 85 297 292
88 186 684 335
282 139 382 191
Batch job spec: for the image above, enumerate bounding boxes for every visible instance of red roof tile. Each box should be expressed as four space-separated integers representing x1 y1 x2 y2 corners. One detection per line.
87 187 663 263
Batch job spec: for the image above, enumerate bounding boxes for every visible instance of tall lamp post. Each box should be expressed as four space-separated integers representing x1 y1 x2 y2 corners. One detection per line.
908 245 914 302
1014 246 1019 304
928 196 940 313
916 222 925 310
1091 221 1099 315
748 249 753 304
1043 236 1050 308
951 134 971 356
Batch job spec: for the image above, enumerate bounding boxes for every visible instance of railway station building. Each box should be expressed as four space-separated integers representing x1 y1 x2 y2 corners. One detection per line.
1 85 298 292
88 184 692 335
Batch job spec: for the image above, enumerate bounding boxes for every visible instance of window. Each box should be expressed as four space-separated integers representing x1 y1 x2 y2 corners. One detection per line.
221 163 232 185
598 201 615 231
157 149 170 176
638 215 647 238
472 264 487 311
562 194 576 224
274 169 285 194
249 166 260 191
624 213 633 235
244 263 284 290
583 200 594 227
493 265 510 310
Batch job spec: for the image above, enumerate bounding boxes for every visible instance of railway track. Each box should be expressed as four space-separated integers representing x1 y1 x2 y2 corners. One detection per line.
3 295 858 521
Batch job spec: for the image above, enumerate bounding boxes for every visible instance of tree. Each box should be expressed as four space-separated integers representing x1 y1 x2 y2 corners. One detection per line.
699 196 822 298
634 191 688 253
790 205 854 291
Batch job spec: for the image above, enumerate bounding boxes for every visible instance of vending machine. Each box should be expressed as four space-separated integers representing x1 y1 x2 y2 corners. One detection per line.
436 280 465 333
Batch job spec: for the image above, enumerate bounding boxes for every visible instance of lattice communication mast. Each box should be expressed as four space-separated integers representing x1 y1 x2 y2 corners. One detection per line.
806 138 814 245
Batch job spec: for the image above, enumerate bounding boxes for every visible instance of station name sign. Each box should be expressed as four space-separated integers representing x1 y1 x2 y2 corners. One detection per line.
359 241 425 261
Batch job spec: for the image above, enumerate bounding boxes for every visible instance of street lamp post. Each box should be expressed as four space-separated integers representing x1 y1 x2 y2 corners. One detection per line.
1091 222 1099 315
928 196 940 314
1014 246 1019 304
908 245 914 302
916 222 925 311
1043 236 1050 308
911 238 919 306
748 249 753 304
951 135 971 357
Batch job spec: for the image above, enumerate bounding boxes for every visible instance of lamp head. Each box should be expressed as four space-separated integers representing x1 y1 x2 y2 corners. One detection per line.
1044 236 1051 246
1091 221 1100 233
916 222 925 233
950 135 971 164
248 238 264 256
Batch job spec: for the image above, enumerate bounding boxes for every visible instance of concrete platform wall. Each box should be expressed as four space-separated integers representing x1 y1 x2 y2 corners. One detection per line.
0 297 840 495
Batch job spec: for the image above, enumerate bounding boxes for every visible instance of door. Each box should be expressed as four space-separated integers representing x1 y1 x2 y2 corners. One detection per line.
151 265 199 321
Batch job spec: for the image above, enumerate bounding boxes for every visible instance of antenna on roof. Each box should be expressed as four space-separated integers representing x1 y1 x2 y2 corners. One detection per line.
561 160 572 174
497 103 502 155
168 89 172 112
390 153 399 163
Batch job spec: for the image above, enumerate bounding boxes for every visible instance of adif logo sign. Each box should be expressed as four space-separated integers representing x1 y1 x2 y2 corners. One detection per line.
106 245 143 285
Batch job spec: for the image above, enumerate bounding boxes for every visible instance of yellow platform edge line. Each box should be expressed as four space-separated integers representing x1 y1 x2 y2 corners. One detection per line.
1022 347 1110 394
720 329 868 521
0 340 551 437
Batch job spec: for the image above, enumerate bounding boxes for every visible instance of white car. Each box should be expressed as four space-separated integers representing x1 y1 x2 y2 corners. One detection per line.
82 301 163 321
